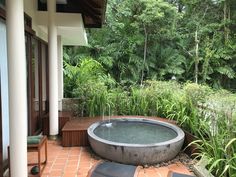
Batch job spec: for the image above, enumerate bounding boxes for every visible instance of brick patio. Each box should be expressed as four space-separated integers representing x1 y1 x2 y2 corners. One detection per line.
27 140 194 177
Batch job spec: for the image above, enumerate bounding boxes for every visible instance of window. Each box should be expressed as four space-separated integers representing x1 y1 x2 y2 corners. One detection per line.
0 19 9 171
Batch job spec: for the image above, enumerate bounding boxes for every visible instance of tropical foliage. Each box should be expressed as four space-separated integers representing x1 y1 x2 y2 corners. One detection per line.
65 0 236 91
65 59 236 177
63 0 236 176
64 58 236 176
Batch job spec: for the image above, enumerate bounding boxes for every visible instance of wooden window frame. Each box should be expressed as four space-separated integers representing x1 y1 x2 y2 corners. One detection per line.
26 34 49 135
24 13 32 28
0 74 3 177
0 7 5 20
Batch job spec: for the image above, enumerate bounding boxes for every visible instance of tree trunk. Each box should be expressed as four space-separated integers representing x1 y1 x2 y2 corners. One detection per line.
194 29 199 84
141 25 148 86
193 5 208 84
224 0 230 43
227 1 231 41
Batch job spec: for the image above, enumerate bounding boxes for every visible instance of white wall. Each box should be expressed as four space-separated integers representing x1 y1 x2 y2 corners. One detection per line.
24 0 88 45
36 11 88 45
0 20 10 163
24 0 48 41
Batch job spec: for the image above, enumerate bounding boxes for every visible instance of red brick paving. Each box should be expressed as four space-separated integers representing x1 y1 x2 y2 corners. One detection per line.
27 140 193 177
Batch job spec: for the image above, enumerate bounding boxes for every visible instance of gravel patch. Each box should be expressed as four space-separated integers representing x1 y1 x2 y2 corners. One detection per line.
149 151 197 173
87 147 197 172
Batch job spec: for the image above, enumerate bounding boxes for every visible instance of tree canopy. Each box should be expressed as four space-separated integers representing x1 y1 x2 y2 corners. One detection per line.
64 0 236 91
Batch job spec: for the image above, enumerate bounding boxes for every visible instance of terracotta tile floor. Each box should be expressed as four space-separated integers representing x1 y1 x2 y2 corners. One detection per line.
27 140 194 177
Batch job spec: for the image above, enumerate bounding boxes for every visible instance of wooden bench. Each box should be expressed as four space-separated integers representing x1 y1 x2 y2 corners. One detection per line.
58 111 73 135
42 111 73 136
27 136 48 176
8 136 48 177
62 119 90 146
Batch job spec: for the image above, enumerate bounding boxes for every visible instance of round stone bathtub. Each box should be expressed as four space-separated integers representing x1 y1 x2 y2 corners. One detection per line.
87 117 185 165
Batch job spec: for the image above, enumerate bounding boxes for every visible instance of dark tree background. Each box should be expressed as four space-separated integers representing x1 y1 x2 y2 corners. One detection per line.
64 0 236 91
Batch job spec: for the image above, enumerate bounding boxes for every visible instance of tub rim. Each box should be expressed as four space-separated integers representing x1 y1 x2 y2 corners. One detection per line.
87 117 185 148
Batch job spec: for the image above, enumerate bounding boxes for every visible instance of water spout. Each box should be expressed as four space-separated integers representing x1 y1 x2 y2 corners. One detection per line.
106 103 111 123
105 122 113 128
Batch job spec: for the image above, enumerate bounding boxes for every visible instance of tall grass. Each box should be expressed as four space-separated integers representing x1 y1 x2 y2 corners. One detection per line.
192 113 236 177
74 80 236 176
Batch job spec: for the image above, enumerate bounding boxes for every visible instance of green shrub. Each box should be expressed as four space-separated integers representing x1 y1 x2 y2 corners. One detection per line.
183 82 213 106
64 58 115 116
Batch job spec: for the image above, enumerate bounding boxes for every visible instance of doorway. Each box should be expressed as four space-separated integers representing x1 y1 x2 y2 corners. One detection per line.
25 33 49 135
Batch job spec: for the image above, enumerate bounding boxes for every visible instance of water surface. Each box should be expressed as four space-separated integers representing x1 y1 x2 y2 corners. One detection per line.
94 121 177 144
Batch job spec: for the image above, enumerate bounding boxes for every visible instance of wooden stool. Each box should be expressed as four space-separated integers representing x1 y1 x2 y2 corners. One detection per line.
27 136 48 176
8 136 48 177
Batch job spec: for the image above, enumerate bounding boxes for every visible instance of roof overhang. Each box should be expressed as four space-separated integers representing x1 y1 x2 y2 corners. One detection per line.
23 0 107 45
38 0 107 28
36 11 88 45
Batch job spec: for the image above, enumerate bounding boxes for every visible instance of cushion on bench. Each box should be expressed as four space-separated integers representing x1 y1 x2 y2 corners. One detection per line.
27 135 43 144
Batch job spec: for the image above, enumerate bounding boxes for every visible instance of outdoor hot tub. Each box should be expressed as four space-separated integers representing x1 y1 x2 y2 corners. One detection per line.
87 117 185 165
